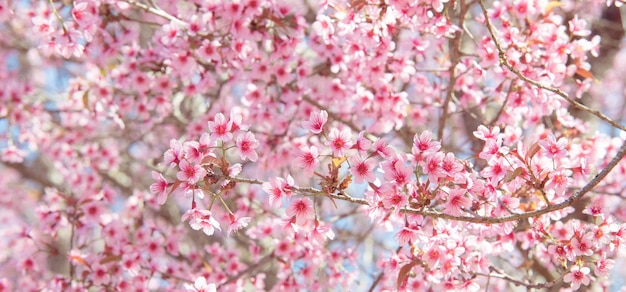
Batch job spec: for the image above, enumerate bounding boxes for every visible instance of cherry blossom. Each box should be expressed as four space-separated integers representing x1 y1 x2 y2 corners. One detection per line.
0 145 26 163
263 177 288 208
228 215 251 235
445 188 472 216
177 160 207 185
295 146 320 174
286 198 314 223
182 209 222 236
235 132 259 162
184 277 216 292
303 110 328 134
412 131 441 157
327 128 353 157
150 171 169 205
349 156 376 184
539 135 568 159
208 113 233 142
563 265 592 290
396 227 418 245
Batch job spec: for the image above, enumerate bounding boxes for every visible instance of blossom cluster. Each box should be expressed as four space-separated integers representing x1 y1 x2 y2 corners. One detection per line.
1 0 626 291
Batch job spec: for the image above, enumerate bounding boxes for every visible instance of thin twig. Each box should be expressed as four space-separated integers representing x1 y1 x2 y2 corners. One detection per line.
368 271 384 292
221 137 626 224
437 0 469 140
472 266 561 289
302 95 362 133
489 79 516 126
122 0 187 27
48 0 72 42
218 252 274 288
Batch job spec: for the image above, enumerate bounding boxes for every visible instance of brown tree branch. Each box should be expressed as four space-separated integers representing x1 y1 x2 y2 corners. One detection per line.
472 265 562 289
122 0 187 27
438 0 469 140
221 137 626 224
302 95 363 133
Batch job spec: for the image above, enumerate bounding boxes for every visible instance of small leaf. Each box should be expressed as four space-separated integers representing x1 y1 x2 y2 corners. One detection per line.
99 255 121 265
544 1 563 15
349 0 367 11
332 156 347 168
535 189 551 205
168 180 182 196
201 155 224 168
575 67 595 80
504 167 524 183
520 201 537 212
68 254 90 268
339 174 352 191
82 90 90 110
397 262 417 289
203 260 213 273
526 142 540 162
220 157 230 174
494 79 507 92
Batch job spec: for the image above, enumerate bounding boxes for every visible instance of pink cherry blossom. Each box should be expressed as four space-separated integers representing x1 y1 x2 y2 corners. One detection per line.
327 128 353 157
481 157 507 183
184 277 216 292
262 177 293 208
150 171 169 205
445 188 472 216
473 125 501 141
296 146 320 174
396 227 418 245
286 198 313 223
382 189 408 211
303 110 328 134
235 132 259 162
572 232 595 256
183 141 204 164
309 221 336 244
353 131 373 155
594 259 614 277
479 137 508 161
182 209 221 236
563 265 591 290
373 138 393 158
164 139 183 168
177 160 207 185
349 156 376 184
421 152 445 183
412 131 441 157
382 156 413 186
89 263 111 286
0 145 26 163
228 215 251 235
208 113 233 142
539 135 568 159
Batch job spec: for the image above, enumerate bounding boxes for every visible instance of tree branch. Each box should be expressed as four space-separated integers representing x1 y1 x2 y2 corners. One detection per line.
122 0 187 27
438 0 469 140
472 266 561 289
302 95 363 133
222 137 626 224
